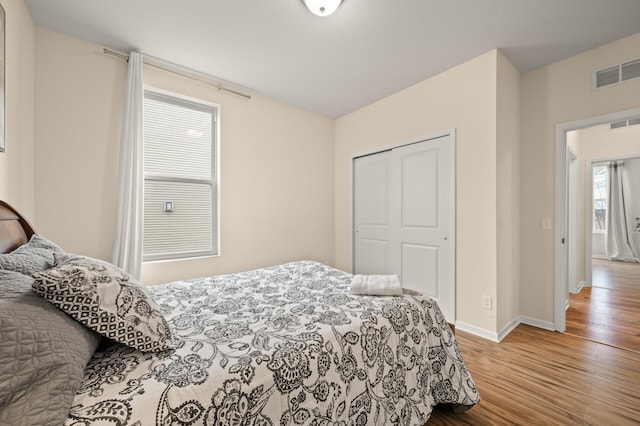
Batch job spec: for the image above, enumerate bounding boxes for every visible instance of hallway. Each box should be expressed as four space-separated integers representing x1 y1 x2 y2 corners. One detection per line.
566 260 640 352
592 258 640 292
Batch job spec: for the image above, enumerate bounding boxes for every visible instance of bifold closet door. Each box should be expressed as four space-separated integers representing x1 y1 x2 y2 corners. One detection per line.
353 135 454 321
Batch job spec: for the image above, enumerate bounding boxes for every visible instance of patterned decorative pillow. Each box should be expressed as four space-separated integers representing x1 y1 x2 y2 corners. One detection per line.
0 234 64 275
32 254 173 353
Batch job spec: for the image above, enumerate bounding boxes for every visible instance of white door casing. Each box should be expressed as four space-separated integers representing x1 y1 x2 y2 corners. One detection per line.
554 107 640 332
567 149 578 295
353 133 455 322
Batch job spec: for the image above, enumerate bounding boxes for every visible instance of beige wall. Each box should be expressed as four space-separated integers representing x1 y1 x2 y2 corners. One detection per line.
572 123 640 160
335 50 501 334
520 32 640 323
35 29 125 257
34 29 335 285
496 51 520 333
141 66 335 284
0 0 35 218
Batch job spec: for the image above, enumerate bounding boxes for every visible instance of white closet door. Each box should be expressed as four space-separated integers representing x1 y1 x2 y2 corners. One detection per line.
353 135 454 321
354 150 392 275
393 138 452 320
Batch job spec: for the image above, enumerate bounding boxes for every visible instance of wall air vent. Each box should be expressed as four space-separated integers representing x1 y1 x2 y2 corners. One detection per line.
594 58 640 90
595 66 620 88
622 59 640 81
609 117 640 130
610 120 627 129
628 117 640 127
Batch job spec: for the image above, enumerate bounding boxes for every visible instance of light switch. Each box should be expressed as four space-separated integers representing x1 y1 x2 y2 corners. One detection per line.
542 217 552 230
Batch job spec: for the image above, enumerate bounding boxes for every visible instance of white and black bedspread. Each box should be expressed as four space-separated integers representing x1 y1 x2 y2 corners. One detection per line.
66 261 479 425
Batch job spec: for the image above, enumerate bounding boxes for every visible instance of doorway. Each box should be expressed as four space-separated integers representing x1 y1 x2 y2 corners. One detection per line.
566 127 640 351
555 108 640 349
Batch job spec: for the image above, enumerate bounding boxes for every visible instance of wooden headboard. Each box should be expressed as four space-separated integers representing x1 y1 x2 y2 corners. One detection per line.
0 201 36 254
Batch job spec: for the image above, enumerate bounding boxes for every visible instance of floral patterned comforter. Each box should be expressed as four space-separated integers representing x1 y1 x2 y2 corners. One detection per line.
66 261 479 425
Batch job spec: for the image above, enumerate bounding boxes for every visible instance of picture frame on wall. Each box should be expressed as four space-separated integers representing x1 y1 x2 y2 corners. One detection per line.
0 4 5 153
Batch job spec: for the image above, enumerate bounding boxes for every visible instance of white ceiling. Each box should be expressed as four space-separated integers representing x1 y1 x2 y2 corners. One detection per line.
25 0 640 118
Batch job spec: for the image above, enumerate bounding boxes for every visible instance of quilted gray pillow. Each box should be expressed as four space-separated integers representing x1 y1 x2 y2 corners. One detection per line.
0 234 64 275
32 254 173 353
0 270 101 425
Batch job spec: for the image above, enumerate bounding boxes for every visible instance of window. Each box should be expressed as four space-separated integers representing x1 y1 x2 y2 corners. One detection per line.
593 166 607 232
143 90 218 261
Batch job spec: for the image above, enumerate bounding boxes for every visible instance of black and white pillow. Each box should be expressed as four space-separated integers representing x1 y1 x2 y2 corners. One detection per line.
32 254 173 353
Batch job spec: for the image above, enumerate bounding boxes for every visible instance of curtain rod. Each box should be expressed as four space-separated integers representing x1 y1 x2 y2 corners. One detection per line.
103 48 252 100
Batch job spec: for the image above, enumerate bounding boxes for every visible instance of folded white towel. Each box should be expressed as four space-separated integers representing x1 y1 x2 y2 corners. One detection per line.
350 274 403 296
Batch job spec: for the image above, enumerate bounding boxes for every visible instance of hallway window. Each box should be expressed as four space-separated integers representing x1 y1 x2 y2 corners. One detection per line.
593 166 607 231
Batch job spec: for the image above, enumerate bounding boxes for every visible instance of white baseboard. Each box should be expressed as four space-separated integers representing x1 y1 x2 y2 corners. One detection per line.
517 315 555 331
497 317 521 342
454 321 499 342
456 315 555 343
571 281 586 294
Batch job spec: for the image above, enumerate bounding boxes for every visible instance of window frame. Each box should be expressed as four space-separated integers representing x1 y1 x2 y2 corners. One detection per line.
592 165 607 233
142 87 220 262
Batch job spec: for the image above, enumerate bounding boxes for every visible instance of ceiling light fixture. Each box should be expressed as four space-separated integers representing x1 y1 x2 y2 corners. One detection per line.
302 0 343 17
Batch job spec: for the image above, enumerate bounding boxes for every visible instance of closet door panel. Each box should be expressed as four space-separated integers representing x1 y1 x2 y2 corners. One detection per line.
354 150 392 275
402 243 438 297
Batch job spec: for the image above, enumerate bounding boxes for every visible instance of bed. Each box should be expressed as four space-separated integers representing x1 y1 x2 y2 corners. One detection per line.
0 200 479 425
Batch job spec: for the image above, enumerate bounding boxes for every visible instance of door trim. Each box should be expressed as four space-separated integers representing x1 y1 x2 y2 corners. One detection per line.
554 108 640 332
567 148 578 296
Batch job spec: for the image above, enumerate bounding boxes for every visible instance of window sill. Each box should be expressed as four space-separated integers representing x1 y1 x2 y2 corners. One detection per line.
143 253 220 264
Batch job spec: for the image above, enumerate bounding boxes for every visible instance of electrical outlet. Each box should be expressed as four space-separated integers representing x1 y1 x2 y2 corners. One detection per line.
482 295 492 310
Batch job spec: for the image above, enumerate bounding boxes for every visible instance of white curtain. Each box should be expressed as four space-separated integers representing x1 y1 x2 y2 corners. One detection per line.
111 51 144 278
606 160 639 262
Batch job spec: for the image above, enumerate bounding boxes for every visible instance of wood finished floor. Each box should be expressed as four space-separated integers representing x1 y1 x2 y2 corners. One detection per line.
566 286 640 352
566 259 640 353
592 259 640 292
427 325 640 425
428 260 640 424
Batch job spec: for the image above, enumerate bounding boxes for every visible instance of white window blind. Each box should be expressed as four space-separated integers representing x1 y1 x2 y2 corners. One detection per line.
143 91 218 261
